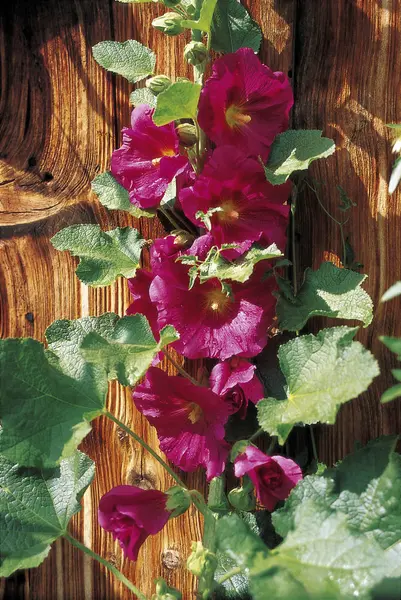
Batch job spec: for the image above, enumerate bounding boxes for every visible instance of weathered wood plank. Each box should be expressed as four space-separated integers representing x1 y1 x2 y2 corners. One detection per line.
294 0 401 461
0 0 295 598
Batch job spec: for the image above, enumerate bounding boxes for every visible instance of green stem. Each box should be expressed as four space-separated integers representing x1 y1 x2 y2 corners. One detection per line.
163 350 201 386
158 206 181 230
63 533 147 600
266 435 278 455
104 410 187 489
309 425 319 462
291 184 298 295
190 489 210 517
216 566 243 586
249 427 263 442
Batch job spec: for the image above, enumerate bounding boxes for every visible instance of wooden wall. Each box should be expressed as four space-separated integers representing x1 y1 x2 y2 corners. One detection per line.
1 0 400 597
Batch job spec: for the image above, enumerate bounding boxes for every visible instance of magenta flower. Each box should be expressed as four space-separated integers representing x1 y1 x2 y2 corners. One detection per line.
198 48 293 160
111 105 188 209
210 357 264 419
127 269 159 338
149 258 277 360
98 485 170 560
133 367 230 480
180 146 290 257
234 446 302 511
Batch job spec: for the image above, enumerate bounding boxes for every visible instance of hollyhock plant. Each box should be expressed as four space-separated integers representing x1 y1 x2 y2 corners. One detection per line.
133 367 230 480
111 104 188 209
98 485 170 561
234 446 303 511
127 269 159 338
180 146 290 257
149 257 277 360
210 357 264 418
198 48 293 160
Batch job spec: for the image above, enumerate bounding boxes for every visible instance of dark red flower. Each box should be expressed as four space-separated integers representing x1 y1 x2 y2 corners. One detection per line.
210 357 264 418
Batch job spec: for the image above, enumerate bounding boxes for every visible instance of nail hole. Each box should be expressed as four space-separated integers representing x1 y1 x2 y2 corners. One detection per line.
287 69 293 78
27 156 37 168
43 172 53 182
25 312 34 323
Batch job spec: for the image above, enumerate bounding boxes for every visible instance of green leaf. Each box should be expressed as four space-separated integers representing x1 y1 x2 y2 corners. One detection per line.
389 156 401 194
276 262 373 332
153 81 201 126
51 224 145 287
380 336 401 403
0 338 106 467
211 0 262 53
117 0 157 3
92 39 155 83
0 452 94 577
381 281 401 303
181 0 218 32
257 327 379 444
91 172 155 218
198 244 282 284
80 315 179 386
264 130 336 185
130 87 157 108
273 436 401 550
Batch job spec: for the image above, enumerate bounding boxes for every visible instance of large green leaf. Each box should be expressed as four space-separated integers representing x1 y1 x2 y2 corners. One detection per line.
0 452 94 577
211 0 262 53
79 315 179 386
130 87 157 108
264 130 336 185
181 0 218 32
153 81 201 126
92 39 155 83
0 338 106 467
91 172 155 218
257 327 379 444
276 262 373 332
51 224 145 287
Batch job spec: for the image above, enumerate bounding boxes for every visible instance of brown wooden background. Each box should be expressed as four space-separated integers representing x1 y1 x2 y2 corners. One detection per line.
1 0 401 598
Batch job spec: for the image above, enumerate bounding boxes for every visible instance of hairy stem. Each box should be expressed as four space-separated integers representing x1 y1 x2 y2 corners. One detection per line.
63 533 147 600
104 410 187 489
216 566 243 585
309 425 319 463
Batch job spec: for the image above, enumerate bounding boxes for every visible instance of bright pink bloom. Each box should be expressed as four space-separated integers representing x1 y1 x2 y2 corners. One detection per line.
111 105 188 209
149 258 277 360
180 146 290 257
234 446 302 511
127 269 159 338
98 485 170 560
198 48 293 160
133 367 230 480
210 357 264 419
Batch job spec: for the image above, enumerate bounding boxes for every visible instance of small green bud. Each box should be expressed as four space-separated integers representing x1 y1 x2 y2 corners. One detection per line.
207 476 230 513
152 13 184 36
187 541 218 579
176 123 198 147
146 75 172 96
162 0 182 6
184 41 208 66
228 476 256 512
152 578 182 600
166 486 192 518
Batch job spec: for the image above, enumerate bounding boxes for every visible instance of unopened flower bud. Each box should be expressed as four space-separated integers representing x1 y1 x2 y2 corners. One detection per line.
166 486 192 518
152 578 182 600
176 123 197 147
146 75 172 96
184 41 208 66
187 541 218 579
152 13 183 36
228 476 256 512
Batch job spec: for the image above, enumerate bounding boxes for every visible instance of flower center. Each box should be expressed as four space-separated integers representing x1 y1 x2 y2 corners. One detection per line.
225 104 252 129
152 148 176 167
204 288 231 314
216 200 240 223
187 402 203 424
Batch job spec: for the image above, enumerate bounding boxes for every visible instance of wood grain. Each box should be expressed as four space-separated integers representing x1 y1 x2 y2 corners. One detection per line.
0 1 294 598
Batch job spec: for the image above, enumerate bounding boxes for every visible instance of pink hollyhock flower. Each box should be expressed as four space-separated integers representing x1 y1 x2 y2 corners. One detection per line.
210 357 264 419
180 146 290 257
133 367 230 480
98 485 170 560
111 104 188 209
198 48 293 160
149 258 277 360
126 269 159 339
234 446 302 511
